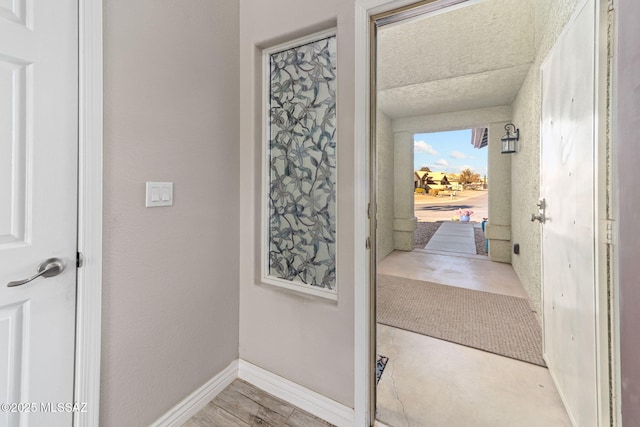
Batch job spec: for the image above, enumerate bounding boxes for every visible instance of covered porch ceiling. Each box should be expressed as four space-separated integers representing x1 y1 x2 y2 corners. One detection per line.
377 0 535 119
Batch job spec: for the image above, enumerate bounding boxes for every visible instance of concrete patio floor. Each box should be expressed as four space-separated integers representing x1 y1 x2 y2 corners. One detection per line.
375 249 570 427
424 221 478 255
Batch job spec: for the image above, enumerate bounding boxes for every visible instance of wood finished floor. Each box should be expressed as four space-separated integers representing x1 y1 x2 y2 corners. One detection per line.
182 379 335 427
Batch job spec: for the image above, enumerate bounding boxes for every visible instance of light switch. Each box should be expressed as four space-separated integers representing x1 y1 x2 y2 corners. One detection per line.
146 182 173 207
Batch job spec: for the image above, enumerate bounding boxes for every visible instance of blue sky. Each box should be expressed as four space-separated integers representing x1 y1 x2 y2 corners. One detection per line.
414 129 487 176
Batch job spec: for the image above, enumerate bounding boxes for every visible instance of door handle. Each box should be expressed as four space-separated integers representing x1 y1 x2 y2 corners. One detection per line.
530 213 545 223
7 258 66 287
531 198 546 223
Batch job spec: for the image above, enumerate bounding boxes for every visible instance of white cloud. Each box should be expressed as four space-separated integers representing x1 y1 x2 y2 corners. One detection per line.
435 159 449 166
450 150 468 160
414 140 438 155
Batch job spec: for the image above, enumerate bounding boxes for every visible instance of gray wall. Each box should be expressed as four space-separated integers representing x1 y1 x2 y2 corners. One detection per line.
510 0 582 312
376 110 395 262
616 0 640 422
239 0 356 407
101 1 240 425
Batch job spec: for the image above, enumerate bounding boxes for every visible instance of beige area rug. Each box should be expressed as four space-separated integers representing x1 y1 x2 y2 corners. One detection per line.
377 274 545 367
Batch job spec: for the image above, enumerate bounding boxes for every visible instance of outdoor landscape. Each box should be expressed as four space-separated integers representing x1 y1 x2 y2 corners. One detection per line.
412 168 488 255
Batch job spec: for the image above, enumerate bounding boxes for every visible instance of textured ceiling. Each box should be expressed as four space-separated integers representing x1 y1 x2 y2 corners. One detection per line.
377 0 535 118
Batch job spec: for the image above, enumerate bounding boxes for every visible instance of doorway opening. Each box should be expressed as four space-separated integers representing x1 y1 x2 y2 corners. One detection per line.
368 0 607 425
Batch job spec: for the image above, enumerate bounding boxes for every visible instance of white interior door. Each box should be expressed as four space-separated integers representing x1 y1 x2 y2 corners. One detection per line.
540 0 598 426
0 1 78 426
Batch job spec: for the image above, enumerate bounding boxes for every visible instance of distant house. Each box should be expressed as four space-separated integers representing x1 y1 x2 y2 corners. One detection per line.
414 171 430 189
414 171 451 190
428 172 450 189
448 175 462 190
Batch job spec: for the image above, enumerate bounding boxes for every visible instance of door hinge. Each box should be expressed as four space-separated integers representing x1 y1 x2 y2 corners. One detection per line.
76 252 84 268
602 220 614 245
366 237 371 249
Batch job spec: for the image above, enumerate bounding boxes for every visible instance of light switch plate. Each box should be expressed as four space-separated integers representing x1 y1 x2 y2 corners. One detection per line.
146 182 173 207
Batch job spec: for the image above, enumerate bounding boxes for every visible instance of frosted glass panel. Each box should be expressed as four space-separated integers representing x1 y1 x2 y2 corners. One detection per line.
265 33 337 294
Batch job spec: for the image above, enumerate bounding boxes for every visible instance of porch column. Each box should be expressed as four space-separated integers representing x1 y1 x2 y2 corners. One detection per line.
393 131 417 251
485 122 512 263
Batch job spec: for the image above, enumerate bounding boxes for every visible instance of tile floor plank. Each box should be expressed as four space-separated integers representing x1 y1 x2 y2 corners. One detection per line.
185 380 336 427
229 379 295 418
284 410 333 427
214 387 287 426
181 401 250 427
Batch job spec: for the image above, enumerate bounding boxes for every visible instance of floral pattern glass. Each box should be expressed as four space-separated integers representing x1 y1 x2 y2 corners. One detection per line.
267 34 337 291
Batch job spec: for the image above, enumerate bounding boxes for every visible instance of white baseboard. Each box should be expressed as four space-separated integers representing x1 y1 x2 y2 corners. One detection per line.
151 360 238 427
238 360 355 427
151 359 354 427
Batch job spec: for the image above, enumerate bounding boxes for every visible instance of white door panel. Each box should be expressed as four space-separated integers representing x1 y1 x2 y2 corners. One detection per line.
0 1 78 426
541 1 597 425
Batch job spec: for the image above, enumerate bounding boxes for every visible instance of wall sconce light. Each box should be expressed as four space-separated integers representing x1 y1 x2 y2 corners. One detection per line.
501 123 519 154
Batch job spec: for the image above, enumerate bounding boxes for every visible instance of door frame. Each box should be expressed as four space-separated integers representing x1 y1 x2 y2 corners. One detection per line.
353 0 616 426
354 1 440 424
74 1 103 426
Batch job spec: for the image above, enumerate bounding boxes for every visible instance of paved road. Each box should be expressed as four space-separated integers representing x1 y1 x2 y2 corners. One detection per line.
414 190 488 223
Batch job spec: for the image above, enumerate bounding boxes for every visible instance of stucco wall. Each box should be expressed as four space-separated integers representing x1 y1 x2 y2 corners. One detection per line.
486 122 512 263
510 0 583 312
101 1 240 425
616 0 640 421
393 106 512 134
238 0 356 407
376 110 395 262
393 132 417 251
